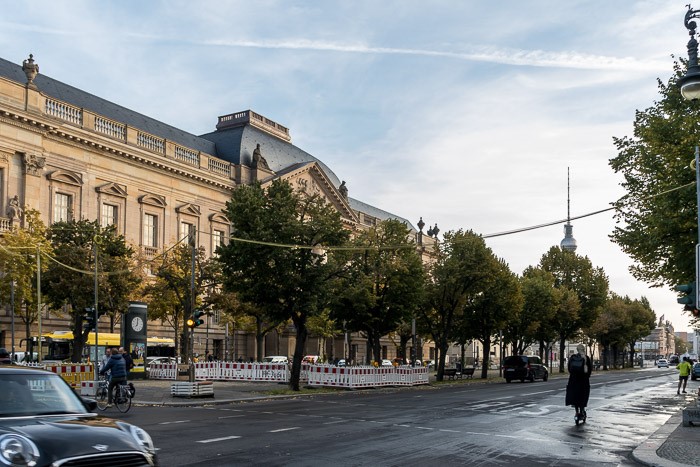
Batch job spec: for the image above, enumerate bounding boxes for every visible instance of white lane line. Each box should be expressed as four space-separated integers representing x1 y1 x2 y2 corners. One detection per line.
439 429 460 433
269 427 301 433
197 435 242 444
323 420 345 425
218 415 245 419
158 420 190 425
415 427 434 430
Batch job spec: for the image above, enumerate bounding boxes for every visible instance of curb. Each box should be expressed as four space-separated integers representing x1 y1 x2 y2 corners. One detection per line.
632 409 688 467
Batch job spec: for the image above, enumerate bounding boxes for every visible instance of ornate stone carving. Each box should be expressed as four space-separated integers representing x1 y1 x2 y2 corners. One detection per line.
22 54 39 89
251 143 271 171
7 195 23 224
23 153 46 176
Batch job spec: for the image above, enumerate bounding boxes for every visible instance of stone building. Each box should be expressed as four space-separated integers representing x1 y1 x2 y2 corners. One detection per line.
0 55 436 362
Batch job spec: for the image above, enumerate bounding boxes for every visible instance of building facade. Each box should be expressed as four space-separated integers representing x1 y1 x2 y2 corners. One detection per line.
0 55 437 362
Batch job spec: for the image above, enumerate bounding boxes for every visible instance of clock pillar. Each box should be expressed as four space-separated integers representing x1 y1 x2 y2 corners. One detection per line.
124 301 148 373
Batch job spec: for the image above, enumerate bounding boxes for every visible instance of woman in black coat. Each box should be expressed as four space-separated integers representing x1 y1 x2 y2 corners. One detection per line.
565 344 593 424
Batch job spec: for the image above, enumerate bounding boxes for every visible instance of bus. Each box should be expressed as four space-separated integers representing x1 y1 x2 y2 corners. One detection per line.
27 331 175 370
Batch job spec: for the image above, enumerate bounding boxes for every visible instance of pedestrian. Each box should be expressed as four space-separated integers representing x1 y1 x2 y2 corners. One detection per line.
206 351 214 362
565 344 593 424
676 356 693 394
99 347 111 373
99 347 127 408
119 347 134 375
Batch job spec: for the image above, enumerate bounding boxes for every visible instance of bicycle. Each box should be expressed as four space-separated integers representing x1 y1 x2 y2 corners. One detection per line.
95 377 133 413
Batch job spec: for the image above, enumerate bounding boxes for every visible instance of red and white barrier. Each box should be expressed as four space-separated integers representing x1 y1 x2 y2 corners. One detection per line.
45 363 95 388
147 361 427 389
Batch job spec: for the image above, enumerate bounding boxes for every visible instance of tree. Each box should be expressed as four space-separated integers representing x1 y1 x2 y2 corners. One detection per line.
422 230 494 381
332 219 426 363
609 59 700 323
217 180 349 390
0 209 52 357
43 220 139 362
539 246 609 371
143 242 220 361
462 256 523 379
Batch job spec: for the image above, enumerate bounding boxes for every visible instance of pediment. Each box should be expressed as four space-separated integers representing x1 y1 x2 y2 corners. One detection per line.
264 162 358 224
176 203 201 216
138 193 167 208
209 212 229 224
95 182 127 198
47 169 82 186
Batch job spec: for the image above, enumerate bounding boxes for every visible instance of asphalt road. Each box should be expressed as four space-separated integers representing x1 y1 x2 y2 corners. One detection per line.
111 367 688 466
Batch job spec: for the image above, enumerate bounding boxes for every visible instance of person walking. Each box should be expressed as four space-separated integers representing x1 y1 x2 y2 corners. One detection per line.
565 344 593 424
119 347 134 376
676 356 693 394
99 347 127 408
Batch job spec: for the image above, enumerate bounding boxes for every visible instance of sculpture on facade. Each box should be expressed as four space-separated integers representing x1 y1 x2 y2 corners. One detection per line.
251 143 270 170
22 54 39 89
7 195 23 221
338 181 348 199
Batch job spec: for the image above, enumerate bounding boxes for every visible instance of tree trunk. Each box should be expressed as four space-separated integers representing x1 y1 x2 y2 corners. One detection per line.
480 338 491 379
558 337 566 373
289 319 308 391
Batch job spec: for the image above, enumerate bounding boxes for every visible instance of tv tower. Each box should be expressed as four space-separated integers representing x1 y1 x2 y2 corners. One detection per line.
560 167 577 252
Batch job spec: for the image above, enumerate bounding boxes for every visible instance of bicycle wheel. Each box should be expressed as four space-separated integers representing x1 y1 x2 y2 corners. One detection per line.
115 386 131 413
96 383 109 411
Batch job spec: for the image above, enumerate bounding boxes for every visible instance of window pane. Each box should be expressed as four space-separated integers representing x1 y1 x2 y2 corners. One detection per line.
180 222 193 241
101 204 117 227
54 193 71 223
143 213 157 247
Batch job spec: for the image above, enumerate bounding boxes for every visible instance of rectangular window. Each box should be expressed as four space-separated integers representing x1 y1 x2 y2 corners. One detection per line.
180 222 194 242
101 204 117 227
53 193 71 223
212 229 225 252
143 213 158 247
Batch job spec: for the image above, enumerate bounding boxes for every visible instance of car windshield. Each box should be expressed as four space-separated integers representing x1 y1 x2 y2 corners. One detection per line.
0 373 89 417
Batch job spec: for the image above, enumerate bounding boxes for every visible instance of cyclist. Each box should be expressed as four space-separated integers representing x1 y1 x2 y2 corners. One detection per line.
99 347 127 408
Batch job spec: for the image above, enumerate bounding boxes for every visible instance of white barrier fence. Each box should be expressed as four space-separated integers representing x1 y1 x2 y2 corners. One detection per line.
147 362 428 388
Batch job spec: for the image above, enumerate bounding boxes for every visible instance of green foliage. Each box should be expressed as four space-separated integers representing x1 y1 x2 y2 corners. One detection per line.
217 179 349 390
332 219 426 362
43 219 138 362
507 267 558 355
609 59 700 319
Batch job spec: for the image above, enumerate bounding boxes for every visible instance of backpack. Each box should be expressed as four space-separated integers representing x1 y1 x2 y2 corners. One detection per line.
569 354 585 374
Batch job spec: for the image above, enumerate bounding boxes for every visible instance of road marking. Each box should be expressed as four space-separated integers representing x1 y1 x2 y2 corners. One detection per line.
158 420 190 425
269 427 300 433
521 390 556 395
415 426 434 430
323 420 345 425
218 415 244 419
439 429 460 433
197 435 242 444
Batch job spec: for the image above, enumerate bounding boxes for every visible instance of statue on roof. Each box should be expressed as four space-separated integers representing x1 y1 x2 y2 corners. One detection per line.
339 181 348 199
22 54 39 89
251 143 270 171
7 195 23 222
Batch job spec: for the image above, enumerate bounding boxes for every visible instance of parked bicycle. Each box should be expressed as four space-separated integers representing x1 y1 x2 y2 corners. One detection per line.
96 376 133 413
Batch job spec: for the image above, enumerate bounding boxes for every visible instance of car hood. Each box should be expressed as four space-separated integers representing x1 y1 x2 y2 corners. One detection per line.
0 414 146 462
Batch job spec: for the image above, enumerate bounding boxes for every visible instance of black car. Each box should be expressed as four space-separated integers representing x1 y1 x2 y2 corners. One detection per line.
692 362 700 381
0 366 158 466
503 355 549 383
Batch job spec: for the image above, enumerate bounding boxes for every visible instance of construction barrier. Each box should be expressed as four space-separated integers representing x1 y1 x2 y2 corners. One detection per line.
44 363 95 389
147 361 428 389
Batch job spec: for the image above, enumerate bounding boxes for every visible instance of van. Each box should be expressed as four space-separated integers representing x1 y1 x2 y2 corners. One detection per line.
503 355 549 383
262 356 289 364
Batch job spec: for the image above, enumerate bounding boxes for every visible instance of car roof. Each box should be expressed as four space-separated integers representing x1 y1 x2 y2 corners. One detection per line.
0 366 55 375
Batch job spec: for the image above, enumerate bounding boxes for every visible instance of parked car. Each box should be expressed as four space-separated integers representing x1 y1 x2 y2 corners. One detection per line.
0 366 158 465
691 362 700 381
262 356 289 364
503 355 549 383
656 358 669 368
335 359 347 367
146 356 178 365
302 355 320 364
380 359 393 367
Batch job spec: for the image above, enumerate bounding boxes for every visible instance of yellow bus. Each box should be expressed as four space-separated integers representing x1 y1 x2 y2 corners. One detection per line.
29 331 175 370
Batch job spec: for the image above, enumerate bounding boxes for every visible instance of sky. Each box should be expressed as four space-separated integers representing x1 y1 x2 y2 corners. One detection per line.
1 0 697 332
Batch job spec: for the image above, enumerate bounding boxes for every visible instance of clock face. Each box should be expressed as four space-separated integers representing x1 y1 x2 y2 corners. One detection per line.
131 316 144 332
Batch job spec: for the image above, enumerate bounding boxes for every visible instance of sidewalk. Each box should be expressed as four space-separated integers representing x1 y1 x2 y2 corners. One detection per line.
128 377 699 466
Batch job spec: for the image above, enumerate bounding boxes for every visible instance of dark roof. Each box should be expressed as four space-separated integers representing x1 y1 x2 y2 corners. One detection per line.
0 56 414 230
0 57 215 154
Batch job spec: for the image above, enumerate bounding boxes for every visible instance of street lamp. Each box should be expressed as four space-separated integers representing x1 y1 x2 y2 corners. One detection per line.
680 5 700 311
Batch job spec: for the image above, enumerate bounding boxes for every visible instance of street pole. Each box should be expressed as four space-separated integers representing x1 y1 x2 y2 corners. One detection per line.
189 228 196 383
411 317 416 367
94 237 99 379
10 281 15 361
36 246 41 363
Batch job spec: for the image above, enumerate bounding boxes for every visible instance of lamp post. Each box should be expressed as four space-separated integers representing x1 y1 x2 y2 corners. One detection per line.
680 5 700 309
641 337 645 368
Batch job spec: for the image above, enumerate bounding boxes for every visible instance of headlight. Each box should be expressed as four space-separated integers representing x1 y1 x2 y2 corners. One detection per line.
129 425 155 453
0 434 39 466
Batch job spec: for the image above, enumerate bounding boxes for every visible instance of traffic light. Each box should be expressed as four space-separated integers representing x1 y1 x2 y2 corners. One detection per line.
83 307 96 331
675 282 697 313
187 310 205 328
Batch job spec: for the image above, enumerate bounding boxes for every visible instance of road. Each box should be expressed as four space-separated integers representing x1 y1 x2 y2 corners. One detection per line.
113 367 686 466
